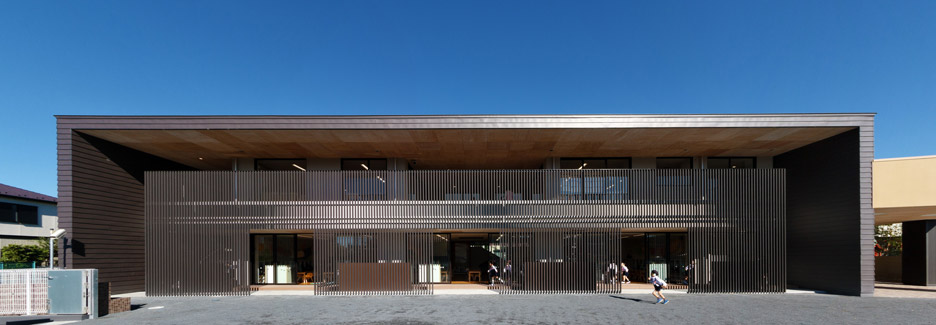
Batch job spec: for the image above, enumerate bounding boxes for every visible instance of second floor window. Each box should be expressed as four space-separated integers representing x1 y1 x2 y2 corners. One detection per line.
656 157 693 186
341 159 388 200
656 157 692 169
707 157 756 169
255 159 307 171
341 159 387 171
559 158 631 200
560 158 631 169
0 202 39 225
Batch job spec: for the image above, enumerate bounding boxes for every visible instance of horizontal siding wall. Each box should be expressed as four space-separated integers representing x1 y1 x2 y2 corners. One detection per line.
775 128 868 296
64 131 146 294
57 130 195 295
858 125 875 295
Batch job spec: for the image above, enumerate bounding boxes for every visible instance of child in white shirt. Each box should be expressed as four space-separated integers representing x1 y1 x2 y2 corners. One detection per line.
488 262 503 285
621 262 630 284
649 270 669 304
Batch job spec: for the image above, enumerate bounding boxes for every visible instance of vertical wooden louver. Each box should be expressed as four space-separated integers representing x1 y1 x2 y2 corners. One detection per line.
145 169 785 296
490 229 622 294
313 231 433 295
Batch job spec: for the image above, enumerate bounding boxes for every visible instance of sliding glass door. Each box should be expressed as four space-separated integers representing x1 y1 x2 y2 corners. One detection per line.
251 234 314 285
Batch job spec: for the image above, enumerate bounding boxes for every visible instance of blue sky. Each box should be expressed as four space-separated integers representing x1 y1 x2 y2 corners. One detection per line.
1 1 934 197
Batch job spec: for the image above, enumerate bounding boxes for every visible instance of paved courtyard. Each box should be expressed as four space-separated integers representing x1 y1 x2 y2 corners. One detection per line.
88 292 936 324
873 282 936 299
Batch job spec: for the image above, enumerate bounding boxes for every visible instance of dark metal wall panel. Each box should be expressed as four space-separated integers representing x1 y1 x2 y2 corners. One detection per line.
56 130 195 295
901 220 936 285
55 127 74 272
775 129 868 296
145 169 785 296
58 131 146 294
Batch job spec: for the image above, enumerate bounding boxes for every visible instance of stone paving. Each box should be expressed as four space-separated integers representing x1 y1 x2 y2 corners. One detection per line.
874 282 936 299
89 292 936 324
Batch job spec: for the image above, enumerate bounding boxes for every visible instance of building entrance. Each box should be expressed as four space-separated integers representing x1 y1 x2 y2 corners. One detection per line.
622 232 688 288
449 233 499 283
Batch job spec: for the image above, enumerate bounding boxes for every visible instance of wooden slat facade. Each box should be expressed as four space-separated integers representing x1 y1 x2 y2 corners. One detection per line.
145 169 786 296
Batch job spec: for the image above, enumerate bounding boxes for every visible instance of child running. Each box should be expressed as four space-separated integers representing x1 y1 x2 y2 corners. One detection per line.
488 261 503 285
649 270 669 304
620 262 631 284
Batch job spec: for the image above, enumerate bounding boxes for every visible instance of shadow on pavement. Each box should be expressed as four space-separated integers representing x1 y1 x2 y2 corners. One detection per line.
608 295 653 304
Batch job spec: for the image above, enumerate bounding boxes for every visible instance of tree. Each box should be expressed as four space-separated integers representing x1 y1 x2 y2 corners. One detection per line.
874 223 902 257
876 223 902 237
0 241 48 263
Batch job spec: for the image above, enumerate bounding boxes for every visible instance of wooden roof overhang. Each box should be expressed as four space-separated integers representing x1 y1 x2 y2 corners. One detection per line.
57 114 874 170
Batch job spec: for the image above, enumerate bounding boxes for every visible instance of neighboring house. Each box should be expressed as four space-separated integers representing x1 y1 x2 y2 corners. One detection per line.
0 183 58 257
56 114 874 296
873 155 936 285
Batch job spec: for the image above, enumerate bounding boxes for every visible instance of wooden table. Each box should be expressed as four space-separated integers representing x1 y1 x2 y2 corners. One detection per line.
296 272 314 284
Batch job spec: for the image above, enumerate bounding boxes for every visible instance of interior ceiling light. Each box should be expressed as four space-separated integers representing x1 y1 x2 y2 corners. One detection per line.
361 163 369 170
292 164 306 171
198 157 204 160
578 162 587 170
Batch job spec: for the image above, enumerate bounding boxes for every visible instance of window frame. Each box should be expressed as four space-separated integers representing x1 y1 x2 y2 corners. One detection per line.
706 156 757 169
0 202 41 226
558 157 632 200
655 157 694 169
250 233 314 285
340 158 388 171
253 158 308 171
559 157 632 170
0 202 17 223
340 158 389 200
15 204 38 226
655 157 694 187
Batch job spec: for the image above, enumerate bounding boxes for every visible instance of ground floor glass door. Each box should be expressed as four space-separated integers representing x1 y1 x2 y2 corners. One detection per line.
449 233 499 283
251 234 314 285
622 232 688 287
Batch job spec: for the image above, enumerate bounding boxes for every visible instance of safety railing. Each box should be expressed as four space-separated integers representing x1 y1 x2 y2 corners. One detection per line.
150 169 762 204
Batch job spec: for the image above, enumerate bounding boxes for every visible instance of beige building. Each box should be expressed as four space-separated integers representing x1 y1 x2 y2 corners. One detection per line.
873 155 936 225
873 155 936 285
0 183 58 251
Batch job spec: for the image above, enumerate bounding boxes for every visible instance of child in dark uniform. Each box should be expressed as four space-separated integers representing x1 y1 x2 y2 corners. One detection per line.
649 270 669 304
488 261 503 285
